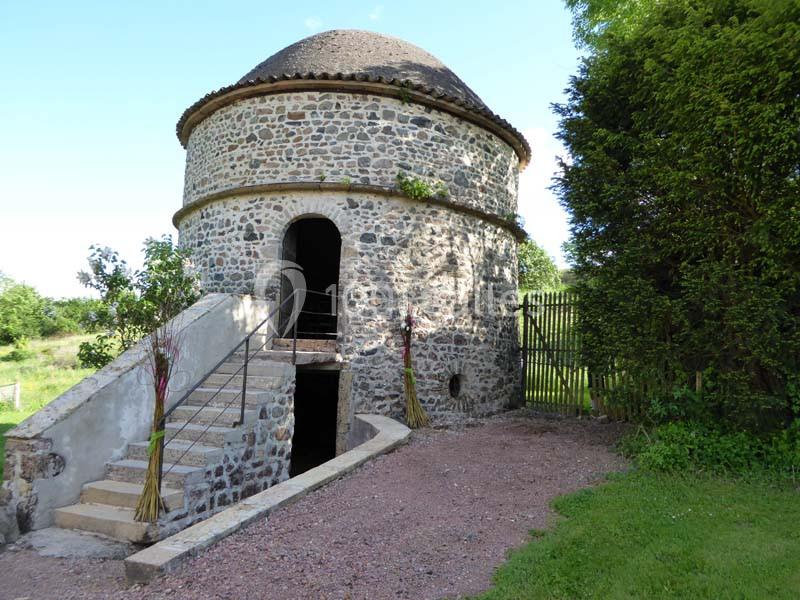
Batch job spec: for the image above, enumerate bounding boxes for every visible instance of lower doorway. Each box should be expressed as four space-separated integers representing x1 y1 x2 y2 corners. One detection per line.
289 369 339 476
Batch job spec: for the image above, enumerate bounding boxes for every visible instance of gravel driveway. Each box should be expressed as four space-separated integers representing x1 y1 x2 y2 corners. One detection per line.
0 415 627 600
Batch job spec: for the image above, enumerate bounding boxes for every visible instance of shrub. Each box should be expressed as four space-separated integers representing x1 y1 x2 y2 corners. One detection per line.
621 421 800 480
76 235 201 366
77 335 116 369
52 298 111 333
556 0 800 431
0 340 36 362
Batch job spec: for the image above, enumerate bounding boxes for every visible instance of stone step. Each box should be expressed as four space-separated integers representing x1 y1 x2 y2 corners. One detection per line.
202 372 285 390
106 459 205 488
201 370 290 392
167 405 257 428
54 503 157 544
272 338 338 352
81 480 184 512
216 360 293 378
186 387 272 408
164 421 235 446
128 439 223 467
233 349 341 365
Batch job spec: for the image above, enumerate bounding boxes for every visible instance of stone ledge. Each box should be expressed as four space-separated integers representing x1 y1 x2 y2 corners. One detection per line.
123 414 411 584
172 182 528 242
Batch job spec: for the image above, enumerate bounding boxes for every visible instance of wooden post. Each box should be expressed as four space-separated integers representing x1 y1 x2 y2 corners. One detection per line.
13 381 20 410
519 294 529 409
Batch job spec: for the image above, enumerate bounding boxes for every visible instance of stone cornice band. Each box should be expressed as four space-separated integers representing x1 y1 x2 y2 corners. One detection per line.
173 182 528 242
176 79 530 169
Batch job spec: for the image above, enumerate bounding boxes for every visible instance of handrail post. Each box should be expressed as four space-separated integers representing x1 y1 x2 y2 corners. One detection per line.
240 337 249 426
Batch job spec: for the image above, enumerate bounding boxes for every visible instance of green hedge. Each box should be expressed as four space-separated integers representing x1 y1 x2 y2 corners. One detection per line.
555 0 800 431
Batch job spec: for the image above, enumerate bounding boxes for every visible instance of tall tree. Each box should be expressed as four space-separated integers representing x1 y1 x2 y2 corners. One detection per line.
564 0 645 47
556 0 800 430
518 240 561 291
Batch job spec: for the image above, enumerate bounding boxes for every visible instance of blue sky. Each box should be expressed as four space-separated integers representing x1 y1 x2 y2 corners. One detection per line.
0 1 580 298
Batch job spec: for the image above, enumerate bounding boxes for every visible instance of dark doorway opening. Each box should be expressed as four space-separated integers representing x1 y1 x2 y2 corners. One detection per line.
290 369 339 476
279 218 341 339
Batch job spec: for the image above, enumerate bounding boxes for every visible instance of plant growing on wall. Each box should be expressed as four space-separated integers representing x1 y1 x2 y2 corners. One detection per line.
396 171 448 201
502 212 525 229
400 306 429 429
398 81 412 104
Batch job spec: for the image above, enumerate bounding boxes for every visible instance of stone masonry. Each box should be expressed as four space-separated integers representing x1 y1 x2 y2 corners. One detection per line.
178 97 522 420
175 31 529 422
182 92 520 218
156 362 295 537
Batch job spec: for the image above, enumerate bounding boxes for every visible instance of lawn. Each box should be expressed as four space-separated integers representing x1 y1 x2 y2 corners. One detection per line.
0 335 95 479
476 471 800 599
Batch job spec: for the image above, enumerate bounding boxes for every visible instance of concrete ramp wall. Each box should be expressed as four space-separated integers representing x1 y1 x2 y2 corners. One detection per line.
0 294 271 543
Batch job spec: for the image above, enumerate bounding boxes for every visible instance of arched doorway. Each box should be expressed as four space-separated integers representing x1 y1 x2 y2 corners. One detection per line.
279 217 341 339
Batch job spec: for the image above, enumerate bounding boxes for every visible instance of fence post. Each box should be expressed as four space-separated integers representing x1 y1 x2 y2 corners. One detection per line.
519 294 529 408
13 381 20 409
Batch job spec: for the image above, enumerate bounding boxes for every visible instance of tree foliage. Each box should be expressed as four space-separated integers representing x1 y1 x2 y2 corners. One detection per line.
0 273 104 344
556 0 800 431
564 0 647 47
77 236 201 368
518 240 561 291
0 281 47 344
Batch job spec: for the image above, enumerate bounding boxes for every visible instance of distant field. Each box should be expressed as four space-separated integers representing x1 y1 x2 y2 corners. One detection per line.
0 335 95 479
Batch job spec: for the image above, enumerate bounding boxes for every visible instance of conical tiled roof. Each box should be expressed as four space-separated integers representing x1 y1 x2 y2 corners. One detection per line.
238 30 488 110
177 30 530 165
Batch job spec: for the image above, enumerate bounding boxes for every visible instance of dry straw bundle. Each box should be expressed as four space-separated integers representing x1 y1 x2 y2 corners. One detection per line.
401 307 429 429
134 326 181 523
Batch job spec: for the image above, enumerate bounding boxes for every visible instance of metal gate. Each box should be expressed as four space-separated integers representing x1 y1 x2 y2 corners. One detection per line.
519 291 587 415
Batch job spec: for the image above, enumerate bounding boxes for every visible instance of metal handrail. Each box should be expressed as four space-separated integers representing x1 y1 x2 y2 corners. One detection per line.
155 288 338 493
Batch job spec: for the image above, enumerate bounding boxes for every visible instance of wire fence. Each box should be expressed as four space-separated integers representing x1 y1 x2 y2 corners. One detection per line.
0 382 21 409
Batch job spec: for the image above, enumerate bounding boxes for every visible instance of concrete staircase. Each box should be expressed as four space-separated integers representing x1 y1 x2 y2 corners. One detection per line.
52 354 287 544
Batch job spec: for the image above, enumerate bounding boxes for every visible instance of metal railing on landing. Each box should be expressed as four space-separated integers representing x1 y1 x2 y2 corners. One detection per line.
155 288 338 493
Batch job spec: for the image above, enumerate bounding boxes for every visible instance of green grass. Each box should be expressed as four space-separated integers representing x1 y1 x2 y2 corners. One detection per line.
0 335 95 478
476 471 800 599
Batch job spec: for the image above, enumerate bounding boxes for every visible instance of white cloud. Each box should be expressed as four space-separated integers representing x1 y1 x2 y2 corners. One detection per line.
368 5 384 21
304 16 323 31
517 127 572 268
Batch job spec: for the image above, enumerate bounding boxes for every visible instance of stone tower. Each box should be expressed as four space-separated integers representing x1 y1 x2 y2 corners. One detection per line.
175 30 530 420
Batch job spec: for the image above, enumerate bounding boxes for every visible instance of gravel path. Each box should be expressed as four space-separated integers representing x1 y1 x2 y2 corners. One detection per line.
0 416 627 600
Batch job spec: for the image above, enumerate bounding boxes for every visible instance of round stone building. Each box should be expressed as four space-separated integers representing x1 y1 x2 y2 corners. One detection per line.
175 30 530 420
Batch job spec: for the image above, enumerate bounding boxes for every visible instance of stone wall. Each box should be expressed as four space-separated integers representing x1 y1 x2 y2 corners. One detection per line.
178 191 520 421
183 92 520 218
160 365 295 538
